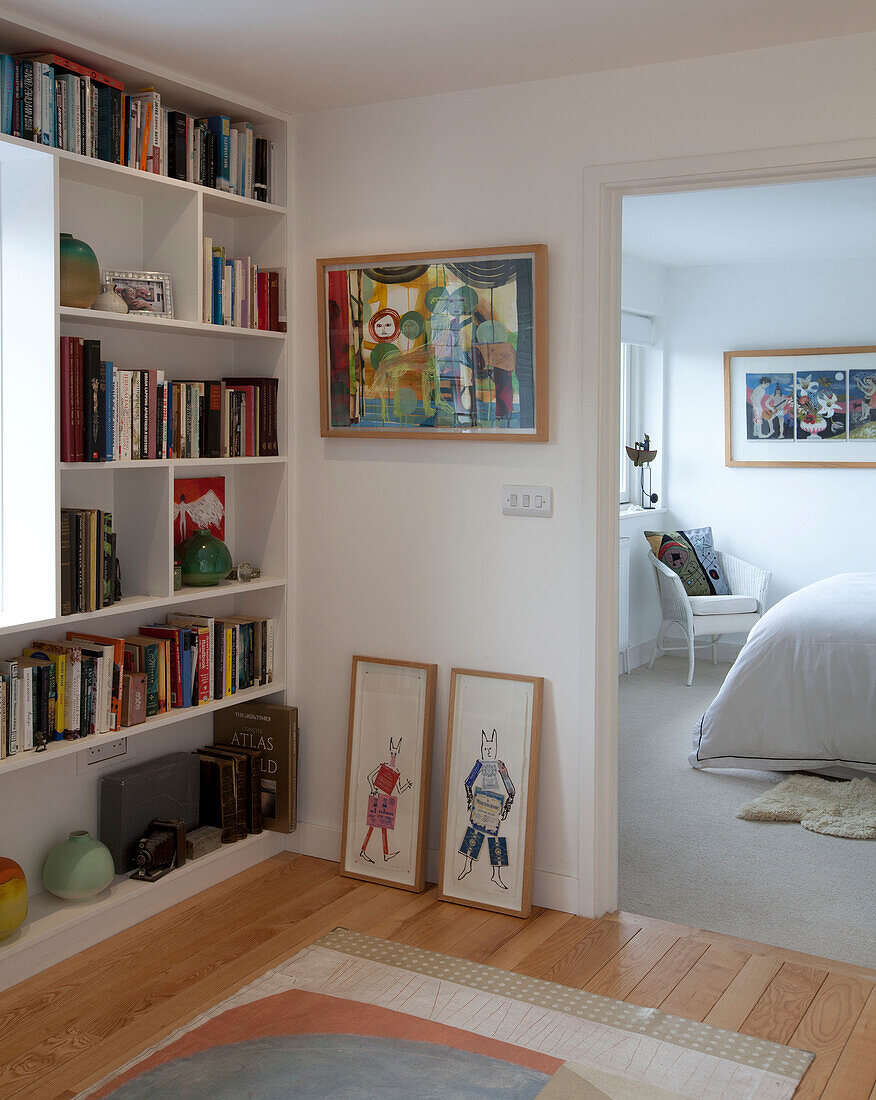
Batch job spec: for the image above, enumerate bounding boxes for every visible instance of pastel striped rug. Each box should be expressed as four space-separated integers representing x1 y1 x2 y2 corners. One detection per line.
81 927 813 1099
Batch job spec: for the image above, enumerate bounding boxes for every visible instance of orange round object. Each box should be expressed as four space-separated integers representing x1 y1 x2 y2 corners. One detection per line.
0 856 27 941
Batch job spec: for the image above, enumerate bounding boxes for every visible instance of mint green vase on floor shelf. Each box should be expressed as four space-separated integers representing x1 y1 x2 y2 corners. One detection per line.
59 233 100 308
180 528 233 587
42 831 115 900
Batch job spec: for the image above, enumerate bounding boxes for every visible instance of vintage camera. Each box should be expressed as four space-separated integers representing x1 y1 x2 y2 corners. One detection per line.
131 818 187 881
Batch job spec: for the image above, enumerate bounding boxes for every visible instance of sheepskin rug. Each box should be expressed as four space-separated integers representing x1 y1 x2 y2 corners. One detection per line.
736 774 876 839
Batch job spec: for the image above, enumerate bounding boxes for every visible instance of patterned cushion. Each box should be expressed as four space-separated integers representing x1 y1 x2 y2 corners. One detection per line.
645 527 731 596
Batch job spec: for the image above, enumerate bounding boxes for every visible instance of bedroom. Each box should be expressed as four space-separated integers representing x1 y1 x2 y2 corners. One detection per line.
618 176 876 968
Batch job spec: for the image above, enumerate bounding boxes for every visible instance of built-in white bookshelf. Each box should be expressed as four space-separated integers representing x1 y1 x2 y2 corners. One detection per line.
0 14 292 989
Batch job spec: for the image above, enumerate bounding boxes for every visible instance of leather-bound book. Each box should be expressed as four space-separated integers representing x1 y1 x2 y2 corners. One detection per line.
193 751 237 843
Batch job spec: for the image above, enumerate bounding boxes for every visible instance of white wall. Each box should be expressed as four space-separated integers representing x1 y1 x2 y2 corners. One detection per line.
664 255 876 605
622 256 666 318
292 31 876 914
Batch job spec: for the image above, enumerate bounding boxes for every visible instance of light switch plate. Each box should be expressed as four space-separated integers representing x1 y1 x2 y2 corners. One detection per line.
75 737 128 774
502 485 553 518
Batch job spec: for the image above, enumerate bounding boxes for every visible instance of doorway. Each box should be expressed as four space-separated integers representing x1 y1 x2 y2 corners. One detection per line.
584 141 876 962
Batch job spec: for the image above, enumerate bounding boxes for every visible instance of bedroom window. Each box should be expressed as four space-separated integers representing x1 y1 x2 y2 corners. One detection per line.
619 343 634 505
619 311 663 510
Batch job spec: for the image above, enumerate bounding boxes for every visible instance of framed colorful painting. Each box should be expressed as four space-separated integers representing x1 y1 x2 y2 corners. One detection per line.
173 477 226 546
725 346 876 467
340 656 437 892
438 669 543 918
318 245 548 440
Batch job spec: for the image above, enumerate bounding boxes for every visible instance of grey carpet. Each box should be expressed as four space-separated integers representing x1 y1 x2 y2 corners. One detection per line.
618 657 876 968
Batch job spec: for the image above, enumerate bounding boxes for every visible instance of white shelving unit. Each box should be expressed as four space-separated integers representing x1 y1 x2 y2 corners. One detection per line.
59 305 288 339
0 17 292 989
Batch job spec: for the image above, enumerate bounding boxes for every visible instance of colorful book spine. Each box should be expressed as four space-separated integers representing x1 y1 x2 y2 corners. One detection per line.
204 115 230 189
0 55 13 134
0 662 19 754
103 361 114 462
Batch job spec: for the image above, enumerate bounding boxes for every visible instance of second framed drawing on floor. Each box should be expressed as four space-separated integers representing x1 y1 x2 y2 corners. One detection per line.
438 668 544 918
340 656 437 892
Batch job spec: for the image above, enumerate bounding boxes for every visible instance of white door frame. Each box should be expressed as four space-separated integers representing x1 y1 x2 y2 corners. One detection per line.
582 136 876 918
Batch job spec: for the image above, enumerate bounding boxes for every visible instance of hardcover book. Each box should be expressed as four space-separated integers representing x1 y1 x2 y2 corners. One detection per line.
68 631 124 731
204 744 263 835
194 750 237 843
121 670 146 726
199 747 247 838
124 636 161 716
213 703 297 832
28 641 81 738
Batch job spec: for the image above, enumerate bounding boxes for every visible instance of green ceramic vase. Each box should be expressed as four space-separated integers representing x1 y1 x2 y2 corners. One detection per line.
42 831 115 900
0 856 27 941
59 233 100 308
180 528 233 587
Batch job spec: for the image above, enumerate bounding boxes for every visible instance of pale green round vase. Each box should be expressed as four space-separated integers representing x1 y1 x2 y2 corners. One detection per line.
42 831 115 900
59 233 100 308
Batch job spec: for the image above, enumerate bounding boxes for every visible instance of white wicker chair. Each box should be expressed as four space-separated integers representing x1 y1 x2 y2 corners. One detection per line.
647 549 770 686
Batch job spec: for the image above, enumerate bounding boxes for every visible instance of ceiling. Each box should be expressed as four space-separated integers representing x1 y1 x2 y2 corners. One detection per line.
5 0 876 114
622 176 876 266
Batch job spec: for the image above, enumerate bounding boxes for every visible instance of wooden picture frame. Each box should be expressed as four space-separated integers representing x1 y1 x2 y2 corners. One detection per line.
725 346 876 467
317 245 548 441
438 668 544 918
340 656 437 892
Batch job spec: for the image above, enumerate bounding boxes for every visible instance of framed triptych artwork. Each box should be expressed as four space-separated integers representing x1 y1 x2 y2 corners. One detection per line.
317 245 548 441
438 669 544 918
340 656 437 892
725 346 876 467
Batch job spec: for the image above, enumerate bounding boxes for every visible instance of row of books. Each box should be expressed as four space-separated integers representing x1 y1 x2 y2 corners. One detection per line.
0 612 275 757
0 52 277 202
60 337 280 461
61 509 122 616
203 241 286 331
196 742 264 843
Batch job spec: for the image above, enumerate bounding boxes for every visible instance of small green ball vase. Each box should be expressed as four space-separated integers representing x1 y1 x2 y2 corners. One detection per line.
180 528 233 586
0 856 27 941
59 233 100 308
42 831 115 900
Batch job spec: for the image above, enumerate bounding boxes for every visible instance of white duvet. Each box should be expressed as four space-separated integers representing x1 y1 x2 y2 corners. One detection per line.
691 573 876 773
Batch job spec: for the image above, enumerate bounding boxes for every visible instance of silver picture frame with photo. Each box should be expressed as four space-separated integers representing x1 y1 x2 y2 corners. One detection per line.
103 269 174 319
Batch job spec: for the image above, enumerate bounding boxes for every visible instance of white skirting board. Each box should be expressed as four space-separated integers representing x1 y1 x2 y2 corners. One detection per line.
623 637 743 674
287 823 580 915
0 830 285 993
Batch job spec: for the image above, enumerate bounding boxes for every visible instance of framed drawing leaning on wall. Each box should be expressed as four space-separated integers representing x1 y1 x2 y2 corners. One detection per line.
438 669 544 919
725 345 876 467
340 656 437 892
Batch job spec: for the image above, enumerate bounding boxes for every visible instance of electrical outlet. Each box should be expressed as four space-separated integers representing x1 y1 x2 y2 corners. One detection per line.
502 485 553 518
76 737 128 774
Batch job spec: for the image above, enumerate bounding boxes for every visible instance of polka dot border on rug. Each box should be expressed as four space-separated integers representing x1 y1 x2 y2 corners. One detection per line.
316 927 813 1079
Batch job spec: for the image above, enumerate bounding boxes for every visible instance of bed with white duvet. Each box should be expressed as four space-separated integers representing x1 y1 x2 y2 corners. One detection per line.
691 573 876 774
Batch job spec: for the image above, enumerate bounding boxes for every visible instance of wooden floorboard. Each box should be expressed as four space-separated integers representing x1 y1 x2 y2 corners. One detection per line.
1 854 873 1100
622 935 711 1008
740 961 829 1044
789 974 873 1100
703 953 784 1031
821 984 876 1100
